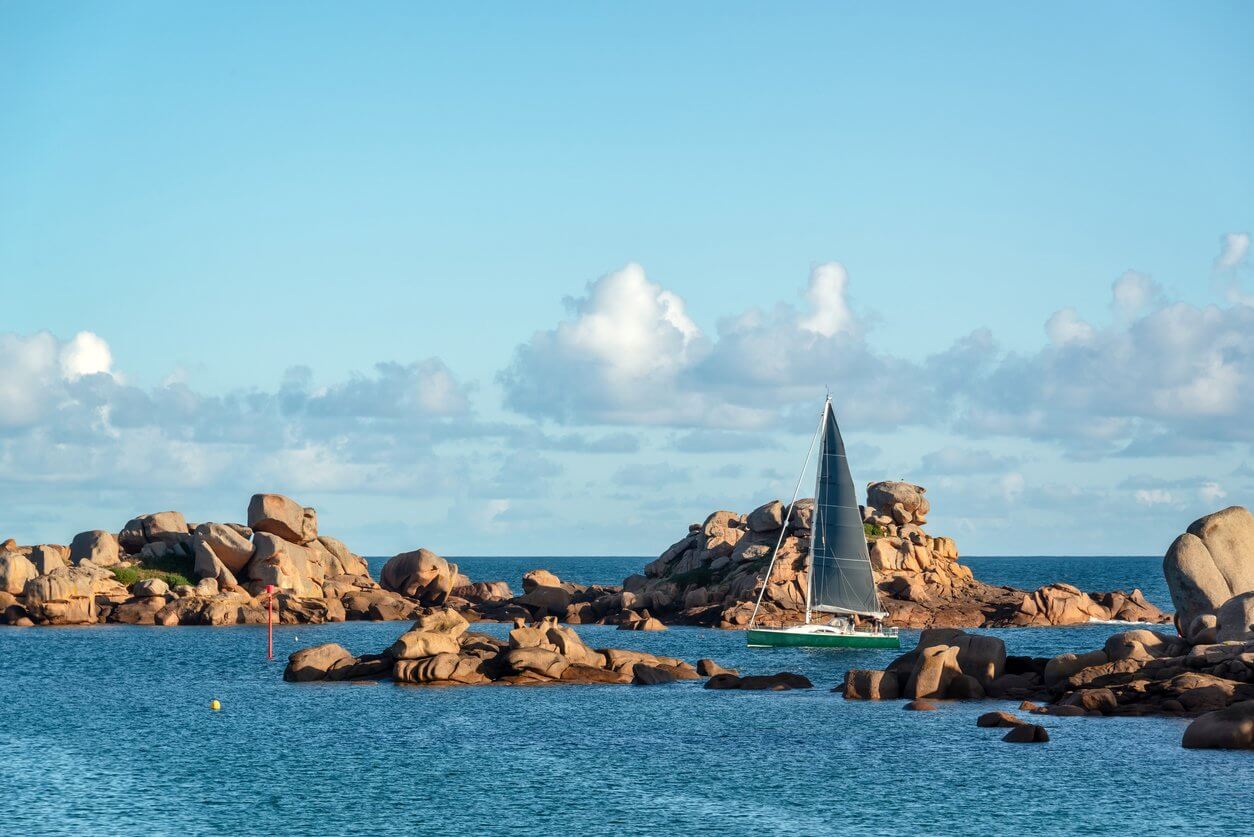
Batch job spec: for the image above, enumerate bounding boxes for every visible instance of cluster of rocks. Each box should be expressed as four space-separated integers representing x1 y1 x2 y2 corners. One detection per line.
840 505 1254 750
613 480 1166 631
284 610 704 687
0 494 515 628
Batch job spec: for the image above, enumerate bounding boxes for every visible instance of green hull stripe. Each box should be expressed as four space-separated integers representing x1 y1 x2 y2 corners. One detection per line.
745 629 901 649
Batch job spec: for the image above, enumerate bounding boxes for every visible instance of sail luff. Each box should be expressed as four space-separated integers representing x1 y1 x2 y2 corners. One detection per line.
808 399 885 619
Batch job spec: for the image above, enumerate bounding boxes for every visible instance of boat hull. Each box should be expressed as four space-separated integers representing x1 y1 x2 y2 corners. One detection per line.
746 627 901 649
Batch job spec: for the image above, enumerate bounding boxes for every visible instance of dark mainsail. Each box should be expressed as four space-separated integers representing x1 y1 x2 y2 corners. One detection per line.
808 400 884 617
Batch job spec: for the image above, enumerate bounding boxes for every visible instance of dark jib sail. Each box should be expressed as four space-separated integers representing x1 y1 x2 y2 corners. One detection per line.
809 401 884 617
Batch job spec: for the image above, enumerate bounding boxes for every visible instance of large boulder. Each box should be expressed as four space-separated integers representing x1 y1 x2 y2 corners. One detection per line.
245 532 324 596
131 578 169 598
843 669 901 700
905 645 962 699
29 544 68 575
1044 649 1109 686
0 551 38 595
501 647 570 680
747 500 785 533
23 567 99 624
247 494 307 544
1182 700 1254 750
522 569 562 592
1215 592 1254 643
380 549 458 605
1164 506 1254 631
395 654 486 685
191 538 241 591
192 524 254 573
866 481 928 524
283 643 355 682
386 629 462 660
69 531 120 567
316 536 369 577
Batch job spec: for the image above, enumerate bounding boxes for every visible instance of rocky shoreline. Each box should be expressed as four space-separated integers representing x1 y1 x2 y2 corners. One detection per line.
602 480 1167 631
839 505 1254 750
0 493 518 628
0 481 1172 632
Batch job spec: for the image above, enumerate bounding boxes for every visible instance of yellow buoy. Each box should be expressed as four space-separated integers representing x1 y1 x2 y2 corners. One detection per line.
210 699 221 711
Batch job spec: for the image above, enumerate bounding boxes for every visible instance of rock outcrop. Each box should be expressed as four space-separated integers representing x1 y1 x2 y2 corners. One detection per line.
1164 506 1254 643
1 492 512 630
380 549 458 605
614 481 1167 631
283 611 701 688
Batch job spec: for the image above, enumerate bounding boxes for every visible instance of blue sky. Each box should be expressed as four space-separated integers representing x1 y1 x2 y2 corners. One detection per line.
1 2 1252 556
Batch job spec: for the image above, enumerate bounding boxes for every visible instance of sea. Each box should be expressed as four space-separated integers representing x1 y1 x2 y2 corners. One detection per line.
1 555 1250 836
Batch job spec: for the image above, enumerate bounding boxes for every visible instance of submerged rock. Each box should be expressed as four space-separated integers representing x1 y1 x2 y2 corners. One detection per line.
1002 724 1049 743
1182 700 1254 750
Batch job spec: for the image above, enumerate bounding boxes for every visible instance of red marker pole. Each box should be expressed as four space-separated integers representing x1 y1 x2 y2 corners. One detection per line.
267 584 274 660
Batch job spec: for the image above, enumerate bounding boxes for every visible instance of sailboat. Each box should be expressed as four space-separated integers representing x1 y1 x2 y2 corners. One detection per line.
746 396 900 649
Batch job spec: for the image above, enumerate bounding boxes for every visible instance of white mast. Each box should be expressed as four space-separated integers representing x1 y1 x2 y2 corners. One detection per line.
747 403 826 630
803 396 830 625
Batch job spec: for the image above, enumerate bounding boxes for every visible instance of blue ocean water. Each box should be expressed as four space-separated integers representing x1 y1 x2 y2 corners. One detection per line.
1 556 1249 836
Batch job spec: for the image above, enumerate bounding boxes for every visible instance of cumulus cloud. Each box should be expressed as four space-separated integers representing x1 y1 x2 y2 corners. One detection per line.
1215 232 1250 271
500 260 927 431
799 262 856 337
1044 308 1095 345
502 254 1254 464
952 281 1254 456
498 263 717 426
0 330 483 498
1110 271 1162 319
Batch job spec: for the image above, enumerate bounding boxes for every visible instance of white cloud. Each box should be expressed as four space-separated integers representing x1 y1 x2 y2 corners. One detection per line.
1134 488 1173 506
1044 307 1095 345
1215 232 1250 271
1199 481 1227 505
498 263 716 425
60 331 114 380
501 260 928 431
1111 271 1161 319
799 262 856 337
956 298 1254 456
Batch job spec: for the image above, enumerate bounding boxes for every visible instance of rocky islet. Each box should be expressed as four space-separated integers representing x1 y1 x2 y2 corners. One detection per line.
838 504 1254 750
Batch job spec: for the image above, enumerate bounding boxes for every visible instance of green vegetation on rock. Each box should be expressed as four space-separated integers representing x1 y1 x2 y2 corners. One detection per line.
111 551 196 590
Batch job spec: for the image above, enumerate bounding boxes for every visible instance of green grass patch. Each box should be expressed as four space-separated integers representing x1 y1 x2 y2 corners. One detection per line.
864 522 885 539
111 550 196 590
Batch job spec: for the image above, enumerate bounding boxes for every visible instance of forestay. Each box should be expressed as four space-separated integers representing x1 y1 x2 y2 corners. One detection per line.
809 400 885 618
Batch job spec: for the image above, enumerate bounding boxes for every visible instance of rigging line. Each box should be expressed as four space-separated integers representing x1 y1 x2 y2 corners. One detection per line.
748 403 826 630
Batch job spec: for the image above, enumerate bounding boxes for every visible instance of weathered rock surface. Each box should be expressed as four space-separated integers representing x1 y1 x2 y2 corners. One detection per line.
247 494 307 544
4 492 511 629
69 530 120 567
0 551 38 596
380 548 458 605
615 482 1167 631
1165 506 1254 639
285 612 701 689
